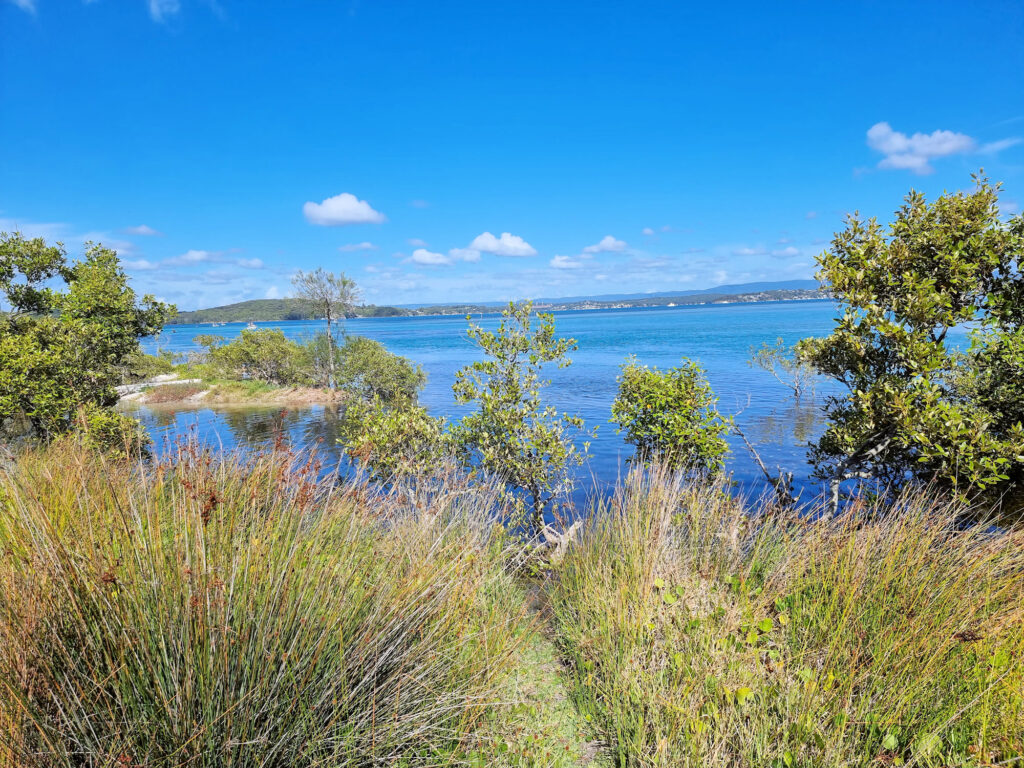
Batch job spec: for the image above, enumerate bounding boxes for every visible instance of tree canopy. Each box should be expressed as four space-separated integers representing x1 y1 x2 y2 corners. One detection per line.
0 233 173 440
797 176 1024 508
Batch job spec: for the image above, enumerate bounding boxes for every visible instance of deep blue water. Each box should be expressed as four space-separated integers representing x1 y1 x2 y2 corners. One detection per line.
132 300 849 502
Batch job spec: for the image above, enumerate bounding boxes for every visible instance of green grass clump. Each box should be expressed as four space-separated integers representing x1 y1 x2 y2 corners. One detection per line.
549 470 1024 767
0 441 527 767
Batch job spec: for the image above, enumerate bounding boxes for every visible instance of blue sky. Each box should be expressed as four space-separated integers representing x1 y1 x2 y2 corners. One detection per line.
2 1 1022 309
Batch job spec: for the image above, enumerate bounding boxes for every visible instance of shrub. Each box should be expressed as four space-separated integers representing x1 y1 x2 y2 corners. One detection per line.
73 401 151 456
120 348 177 383
611 356 730 472
748 338 815 399
343 400 448 483
334 335 426 405
199 328 311 386
0 442 527 767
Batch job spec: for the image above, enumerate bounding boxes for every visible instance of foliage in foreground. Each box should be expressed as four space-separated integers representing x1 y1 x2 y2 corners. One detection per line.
0 232 173 440
798 176 1024 508
0 441 527 767
549 471 1024 767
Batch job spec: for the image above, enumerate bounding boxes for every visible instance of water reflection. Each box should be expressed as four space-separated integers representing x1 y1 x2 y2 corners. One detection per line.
749 398 824 446
123 396 832 499
123 403 351 471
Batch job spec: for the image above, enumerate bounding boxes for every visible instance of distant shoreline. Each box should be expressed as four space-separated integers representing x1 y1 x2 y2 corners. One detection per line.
167 289 831 326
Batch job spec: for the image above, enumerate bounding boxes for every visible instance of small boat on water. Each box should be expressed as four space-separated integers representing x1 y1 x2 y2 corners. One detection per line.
246 321 257 329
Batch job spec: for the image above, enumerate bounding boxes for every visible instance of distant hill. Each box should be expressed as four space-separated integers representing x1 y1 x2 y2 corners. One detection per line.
167 279 828 325
168 299 409 325
390 279 822 308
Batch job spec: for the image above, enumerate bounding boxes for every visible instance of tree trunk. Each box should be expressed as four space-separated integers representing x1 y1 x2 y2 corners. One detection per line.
325 304 335 389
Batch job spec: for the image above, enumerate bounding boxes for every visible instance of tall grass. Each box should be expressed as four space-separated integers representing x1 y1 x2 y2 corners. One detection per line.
0 440 527 767
4 443 1022 767
549 469 1024 767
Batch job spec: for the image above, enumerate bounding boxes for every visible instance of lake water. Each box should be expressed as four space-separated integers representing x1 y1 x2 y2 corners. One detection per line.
132 300 848 502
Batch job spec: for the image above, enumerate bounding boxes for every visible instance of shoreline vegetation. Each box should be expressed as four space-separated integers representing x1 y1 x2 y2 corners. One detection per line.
3 177 1024 765
166 285 829 325
118 376 348 406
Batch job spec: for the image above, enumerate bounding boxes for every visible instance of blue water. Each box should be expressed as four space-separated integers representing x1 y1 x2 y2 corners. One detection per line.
134 300 847 501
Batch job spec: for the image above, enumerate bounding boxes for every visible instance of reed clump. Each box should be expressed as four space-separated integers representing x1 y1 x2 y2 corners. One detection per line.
0 440 528 767
549 470 1024 767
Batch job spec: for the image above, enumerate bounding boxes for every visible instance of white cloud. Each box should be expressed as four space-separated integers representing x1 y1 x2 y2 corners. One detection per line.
732 245 768 256
236 257 264 269
407 248 453 266
661 225 672 233
805 211 818 220
550 255 583 269
866 122 978 175
468 231 537 257
148 0 180 22
642 227 655 236
123 224 162 236
0 217 67 241
80 231 139 256
583 235 627 254
265 285 280 299
7 0 36 13
122 259 158 271
448 247 482 263
303 192 386 226
771 246 800 258
178 249 213 263
407 238 428 247
338 241 378 252
410 199 430 209
981 137 1023 154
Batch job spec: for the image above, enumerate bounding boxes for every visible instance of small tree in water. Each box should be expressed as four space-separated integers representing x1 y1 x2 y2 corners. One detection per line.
451 301 591 534
748 338 816 399
611 356 730 473
291 268 359 388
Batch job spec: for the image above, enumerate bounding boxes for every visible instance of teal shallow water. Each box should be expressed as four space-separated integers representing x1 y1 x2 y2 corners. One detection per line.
135 299 884 502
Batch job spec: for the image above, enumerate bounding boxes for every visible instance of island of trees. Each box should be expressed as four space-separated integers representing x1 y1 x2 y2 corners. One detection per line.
1 176 1023 767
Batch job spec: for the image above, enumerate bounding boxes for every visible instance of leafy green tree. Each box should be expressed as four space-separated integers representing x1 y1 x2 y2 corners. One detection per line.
450 301 591 532
0 233 173 439
291 269 359 388
748 337 816 399
611 356 730 473
198 329 310 386
343 401 449 484
334 335 425 406
797 176 1024 510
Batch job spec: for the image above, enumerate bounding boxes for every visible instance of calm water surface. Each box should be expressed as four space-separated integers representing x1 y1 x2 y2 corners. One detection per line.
132 300 861 501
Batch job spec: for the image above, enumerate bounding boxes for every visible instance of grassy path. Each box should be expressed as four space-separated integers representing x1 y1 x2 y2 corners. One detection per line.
477 585 611 768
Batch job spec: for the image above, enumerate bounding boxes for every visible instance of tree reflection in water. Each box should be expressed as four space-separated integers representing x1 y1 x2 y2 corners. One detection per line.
124 403 350 471
749 398 823 447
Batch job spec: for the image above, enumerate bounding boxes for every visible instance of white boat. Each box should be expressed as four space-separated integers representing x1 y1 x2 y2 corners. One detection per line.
246 321 257 329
